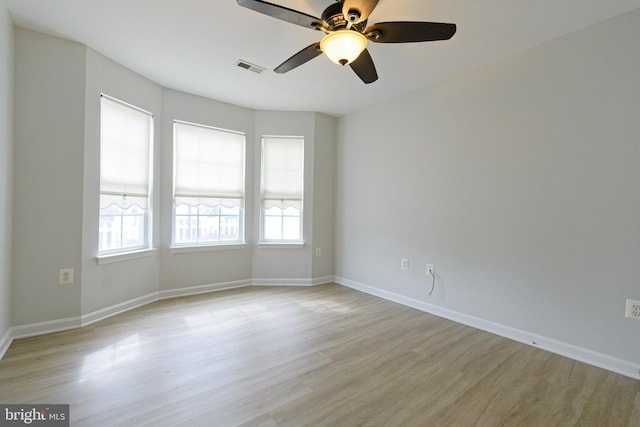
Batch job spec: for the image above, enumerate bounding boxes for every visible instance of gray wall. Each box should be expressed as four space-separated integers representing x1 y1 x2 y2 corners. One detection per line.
159 89 255 291
12 28 85 325
81 48 163 315
0 0 13 343
250 111 335 284
252 111 316 282
311 113 336 280
336 9 640 364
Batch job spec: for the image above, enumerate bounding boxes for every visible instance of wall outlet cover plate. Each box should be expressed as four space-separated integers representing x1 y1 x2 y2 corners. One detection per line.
625 299 640 320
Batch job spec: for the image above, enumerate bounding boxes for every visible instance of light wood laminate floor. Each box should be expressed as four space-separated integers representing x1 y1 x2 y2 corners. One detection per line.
1 284 638 426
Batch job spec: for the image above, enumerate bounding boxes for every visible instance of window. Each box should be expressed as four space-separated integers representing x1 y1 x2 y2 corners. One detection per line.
99 95 153 254
260 136 304 242
173 121 245 246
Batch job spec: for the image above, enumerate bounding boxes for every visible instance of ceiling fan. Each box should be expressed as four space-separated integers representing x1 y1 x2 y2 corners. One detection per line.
236 0 456 84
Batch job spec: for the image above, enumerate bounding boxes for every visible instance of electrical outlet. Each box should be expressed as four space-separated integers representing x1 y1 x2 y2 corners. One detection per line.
315 248 321 257
426 264 434 276
626 299 640 320
400 258 409 270
59 268 74 285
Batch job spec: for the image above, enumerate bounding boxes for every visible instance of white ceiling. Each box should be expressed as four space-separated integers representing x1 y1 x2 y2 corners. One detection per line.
6 0 640 116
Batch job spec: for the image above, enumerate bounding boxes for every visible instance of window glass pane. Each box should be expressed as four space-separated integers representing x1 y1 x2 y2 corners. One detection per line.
199 215 219 242
282 216 300 240
262 205 301 241
173 203 242 245
263 216 282 241
99 210 122 252
122 212 145 248
99 205 146 252
220 215 240 241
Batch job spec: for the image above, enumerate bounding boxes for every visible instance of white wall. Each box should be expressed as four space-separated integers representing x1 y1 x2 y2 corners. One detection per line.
12 28 85 326
336 8 640 366
0 0 13 346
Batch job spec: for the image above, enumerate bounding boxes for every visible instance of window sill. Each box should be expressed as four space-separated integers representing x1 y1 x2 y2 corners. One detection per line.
258 242 305 249
96 248 157 265
170 243 248 254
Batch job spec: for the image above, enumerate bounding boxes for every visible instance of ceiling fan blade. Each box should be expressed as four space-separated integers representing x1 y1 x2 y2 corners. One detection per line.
342 0 379 25
237 0 323 30
274 42 322 74
365 21 456 43
349 49 378 84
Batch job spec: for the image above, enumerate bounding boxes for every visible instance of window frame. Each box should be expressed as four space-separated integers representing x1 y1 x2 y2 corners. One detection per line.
171 120 246 248
259 136 304 244
98 94 154 256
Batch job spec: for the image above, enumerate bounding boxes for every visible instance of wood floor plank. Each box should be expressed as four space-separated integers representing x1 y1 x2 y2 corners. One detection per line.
0 283 638 426
628 392 640 427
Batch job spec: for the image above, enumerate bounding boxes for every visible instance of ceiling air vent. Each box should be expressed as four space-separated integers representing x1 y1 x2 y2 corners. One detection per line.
235 60 267 74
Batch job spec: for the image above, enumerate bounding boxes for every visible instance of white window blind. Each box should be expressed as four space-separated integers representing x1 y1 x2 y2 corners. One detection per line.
100 96 152 210
174 121 246 208
261 137 304 210
99 95 153 254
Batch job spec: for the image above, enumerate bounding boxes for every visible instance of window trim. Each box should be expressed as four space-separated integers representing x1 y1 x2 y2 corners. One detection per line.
98 94 154 256
96 248 157 265
259 135 304 244
170 243 248 254
257 242 305 249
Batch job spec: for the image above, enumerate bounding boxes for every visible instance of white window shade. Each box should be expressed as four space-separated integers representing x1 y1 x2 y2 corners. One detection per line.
100 96 152 210
262 137 304 210
174 122 245 208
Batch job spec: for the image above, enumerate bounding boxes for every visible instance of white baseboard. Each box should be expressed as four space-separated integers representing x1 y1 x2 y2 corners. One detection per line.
9 284 243 341
312 275 335 286
12 316 81 339
81 292 159 326
0 327 13 360
335 276 639 381
253 278 316 286
158 280 251 300
252 275 334 287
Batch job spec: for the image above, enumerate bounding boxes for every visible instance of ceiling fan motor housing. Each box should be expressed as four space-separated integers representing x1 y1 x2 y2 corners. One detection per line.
321 2 367 31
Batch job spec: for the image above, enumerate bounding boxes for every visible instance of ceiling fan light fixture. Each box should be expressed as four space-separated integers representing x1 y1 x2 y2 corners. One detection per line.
320 30 367 65
236 0 456 84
